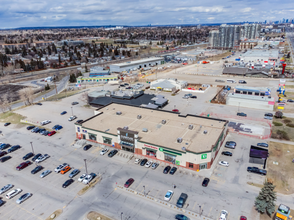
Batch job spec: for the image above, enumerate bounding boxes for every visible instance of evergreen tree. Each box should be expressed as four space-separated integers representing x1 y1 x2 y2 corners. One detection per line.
255 180 276 216
45 83 50 90
5 47 11 54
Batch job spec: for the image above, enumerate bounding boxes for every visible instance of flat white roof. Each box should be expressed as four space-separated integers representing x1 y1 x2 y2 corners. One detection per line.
111 57 164 67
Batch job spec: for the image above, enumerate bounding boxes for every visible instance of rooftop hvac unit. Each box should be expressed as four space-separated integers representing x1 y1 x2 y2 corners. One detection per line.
137 115 142 119
162 120 166 124
182 147 186 151
116 111 122 115
142 128 148 132
123 126 129 130
203 130 208 134
188 125 193 130
177 138 183 143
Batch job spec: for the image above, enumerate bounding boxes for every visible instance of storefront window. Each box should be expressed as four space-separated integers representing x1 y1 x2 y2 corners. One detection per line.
164 153 176 164
103 137 112 145
189 163 194 168
89 133 96 141
146 149 156 157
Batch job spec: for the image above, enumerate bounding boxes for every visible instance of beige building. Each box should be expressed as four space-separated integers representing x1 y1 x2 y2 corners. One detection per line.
75 103 228 171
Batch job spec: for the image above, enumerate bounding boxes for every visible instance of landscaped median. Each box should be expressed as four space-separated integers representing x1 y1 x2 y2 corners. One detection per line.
78 176 102 196
87 211 113 220
116 185 212 220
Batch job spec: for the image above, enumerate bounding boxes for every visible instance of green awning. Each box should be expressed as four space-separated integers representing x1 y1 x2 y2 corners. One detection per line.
162 149 182 156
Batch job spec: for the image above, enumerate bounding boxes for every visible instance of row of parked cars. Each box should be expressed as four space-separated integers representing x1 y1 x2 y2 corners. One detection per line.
134 158 178 175
0 184 32 205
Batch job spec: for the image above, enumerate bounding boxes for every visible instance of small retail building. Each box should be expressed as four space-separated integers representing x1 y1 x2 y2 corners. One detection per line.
75 103 228 171
150 79 188 92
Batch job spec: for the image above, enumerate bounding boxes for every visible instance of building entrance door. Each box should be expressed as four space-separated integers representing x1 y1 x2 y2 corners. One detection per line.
199 163 207 170
82 134 86 139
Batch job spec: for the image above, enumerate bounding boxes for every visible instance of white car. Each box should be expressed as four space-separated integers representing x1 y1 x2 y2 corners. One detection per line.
164 190 174 201
219 161 229 167
78 173 87 182
55 163 69 173
100 148 109 155
36 154 50 163
0 184 14 194
83 174 93 184
6 188 22 199
40 170 51 178
134 158 141 164
219 210 228 220
151 163 159 170
40 120 51 125
68 116 77 121
145 161 153 168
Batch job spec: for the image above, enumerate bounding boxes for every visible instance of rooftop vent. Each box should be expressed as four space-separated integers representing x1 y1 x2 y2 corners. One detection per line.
137 115 142 119
188 125 193 130
203 130 208 134
123 126 129 130
182 146 186 151
116 111 122 115
162 120 166 124
142 128 148 132
177 138 183 143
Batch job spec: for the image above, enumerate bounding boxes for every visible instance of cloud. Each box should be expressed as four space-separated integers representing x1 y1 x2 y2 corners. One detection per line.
241 7 252 13
208 17 215 20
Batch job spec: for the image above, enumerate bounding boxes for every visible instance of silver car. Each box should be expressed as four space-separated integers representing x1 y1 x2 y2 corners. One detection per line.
16 193 32 204
0 184 13 194
40 170 51 178
69 169 80 178
151 163 159 170
36 154 50 163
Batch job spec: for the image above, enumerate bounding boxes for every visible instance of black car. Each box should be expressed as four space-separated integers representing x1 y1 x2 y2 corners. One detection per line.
83 144 92 151
8 145 21 153
42 131 50 136
38 128 46 134
264 113 273 117
31 165 43 174
71 102 79 105
26 125 35 130
33 128 41 133
0 151 7 157
257 143 268 148
108 150 118 157
62 179 74 188
0 156 12 163
35 103 42 105
176 193 188 208
222 151 232 156
23 152 34 160
237 112 247 117
202 178 210 187
175 214 190 220
190 96 197 99
247 167 267 175
76 120 83 124
32 153 42 162
0 143 11 150
138 159 147 166
170 167 177 175
163 166 171 174
287 99 294 103
4 122 11 126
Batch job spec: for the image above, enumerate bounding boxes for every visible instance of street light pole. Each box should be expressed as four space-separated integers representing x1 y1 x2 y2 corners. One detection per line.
30 142 34 154
121 212 123 220
84 159 88 175
71 107 73 115
143 185 145 196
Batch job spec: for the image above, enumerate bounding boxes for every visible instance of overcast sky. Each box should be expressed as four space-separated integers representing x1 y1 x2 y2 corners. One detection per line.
0 0 294 28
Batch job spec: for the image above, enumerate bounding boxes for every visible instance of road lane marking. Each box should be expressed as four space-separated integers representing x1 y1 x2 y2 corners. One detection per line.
208 207 212 216
193 201 197 210
134 182 142 191
9 204 43 220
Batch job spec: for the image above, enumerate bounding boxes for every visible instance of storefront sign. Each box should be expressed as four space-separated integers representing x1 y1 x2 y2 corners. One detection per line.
118 128 138 145
175 160 180 165
144 144 158 150
159 148 163 152
201 154 207 159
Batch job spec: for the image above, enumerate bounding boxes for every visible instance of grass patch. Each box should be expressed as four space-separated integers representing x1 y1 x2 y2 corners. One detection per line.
45 209 63 220
285 92 294 99
83 104 91 108
0 112 25 124
78 177 101 196
272 117 294 141
87 211 113 220
46 90 82 101
285 85 294 89
273 122 283 126
286 123 294 128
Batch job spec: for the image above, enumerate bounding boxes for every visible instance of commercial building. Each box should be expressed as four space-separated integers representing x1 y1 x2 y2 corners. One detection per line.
240 49 279 63
150 79 187 92
75 103 228 171
77 73 118 84
109 57 165 72
222 67 270 77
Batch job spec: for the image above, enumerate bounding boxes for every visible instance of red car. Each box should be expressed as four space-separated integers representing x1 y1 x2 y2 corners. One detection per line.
0 151 8 157
240 217 247 220
124 178 134 188
48 131 56 136
16 161 32 171
172 109 179 112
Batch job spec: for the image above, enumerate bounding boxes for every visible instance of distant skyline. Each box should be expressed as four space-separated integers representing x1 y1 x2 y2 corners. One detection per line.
0 0 294 29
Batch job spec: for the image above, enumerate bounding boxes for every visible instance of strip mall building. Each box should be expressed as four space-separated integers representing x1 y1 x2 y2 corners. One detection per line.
75 103 228 171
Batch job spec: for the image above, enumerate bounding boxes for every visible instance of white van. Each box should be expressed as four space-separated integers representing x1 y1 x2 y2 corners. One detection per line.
6 189 22 199
227 79 236 83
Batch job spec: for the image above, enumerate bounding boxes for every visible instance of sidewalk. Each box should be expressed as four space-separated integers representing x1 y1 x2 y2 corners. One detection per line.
269 138 294 145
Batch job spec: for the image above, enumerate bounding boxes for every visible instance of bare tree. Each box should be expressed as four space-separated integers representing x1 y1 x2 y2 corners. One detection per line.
80 91 89 105
18 87 35 105
4 65 15 75
0 94 11 112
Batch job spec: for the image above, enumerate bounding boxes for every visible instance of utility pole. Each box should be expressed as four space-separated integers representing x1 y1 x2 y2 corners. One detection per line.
84 159 88 175
30 142 34 154
143 185 146 196
71 107 73 116
121 212 123 220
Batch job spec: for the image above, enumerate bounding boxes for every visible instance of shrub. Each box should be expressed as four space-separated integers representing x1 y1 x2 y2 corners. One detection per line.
273 122 283 126
276 130 290 140
283 119 291 124
286 123 294 128
275 111 283 118
45 83 50 91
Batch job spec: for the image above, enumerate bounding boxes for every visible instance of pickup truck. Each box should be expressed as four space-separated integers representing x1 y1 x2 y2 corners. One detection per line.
247 167 267 175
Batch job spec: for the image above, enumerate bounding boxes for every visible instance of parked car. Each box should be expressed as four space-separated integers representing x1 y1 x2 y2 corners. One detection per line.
225 141 236 149
257 143 268 148
145 161 153 168
76 120 83 124
222 151 232 156
52 125 60 130
170 167 177 175
6 189 22 199
23 152 34 160
40 170 52 178
0 143 11 150
238 80 247 84
140 159 148 166
124 178 134 188
202 178 210 187
62 179 74 188
35 103 42 105
151 162 159 170
55 125 63 131
43 130 51 136
164 190 174 201
264 113 273 117
35 154 50 163
48 131 56 136
190 96 197 99
16 193 32 204
68 116 77 121
71 102 79 105
0 151 7 157
0 199 4 206
175 214 190 220
83 144 92 151
176 193 188 208
26 125 35 130
247 167 267 175
55 163 69 173
32 153 42 162
31 165 43 174
0 156 12 162
78 173 87 182
31 127 40 133
60 166 71 174
163 166 171 174
61 111 67 115
69 169 80 178
172 109 179 112
264 116 273 120
108 150 118 157
4 122 11 126
40 120 51 125
219 161 229 167
287 99 294 103
134 158 141 164
240 216 247 220
237 112 247 117
100 148 109 155
8 145 21 153
83 173 96 184
39 129 47 134
16 161 32 171
219 210 228 220
0 184 14 194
